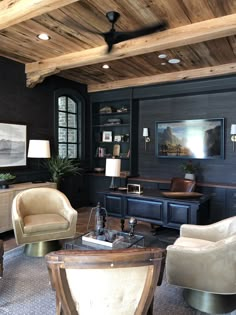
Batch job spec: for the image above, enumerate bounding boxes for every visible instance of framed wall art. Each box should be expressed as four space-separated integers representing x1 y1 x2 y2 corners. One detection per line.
155 118 224 159
102 131 112 142
0 122 27 167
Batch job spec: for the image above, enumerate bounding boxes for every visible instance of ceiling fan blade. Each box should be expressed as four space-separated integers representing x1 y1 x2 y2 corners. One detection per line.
113 21 167 44
103 21 167 53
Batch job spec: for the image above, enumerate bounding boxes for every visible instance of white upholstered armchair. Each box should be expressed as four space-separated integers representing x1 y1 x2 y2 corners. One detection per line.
12 187 78 257
166 216 236 314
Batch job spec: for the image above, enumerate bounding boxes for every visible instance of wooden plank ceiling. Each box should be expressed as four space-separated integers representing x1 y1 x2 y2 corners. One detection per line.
1 0 236 92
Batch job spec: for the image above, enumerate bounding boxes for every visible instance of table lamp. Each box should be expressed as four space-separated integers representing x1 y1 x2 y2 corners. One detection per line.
28 140 51 181
28 139 51 158
105 158 121 190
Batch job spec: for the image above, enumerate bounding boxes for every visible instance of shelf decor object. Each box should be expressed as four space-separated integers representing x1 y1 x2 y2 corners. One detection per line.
105 158 121 190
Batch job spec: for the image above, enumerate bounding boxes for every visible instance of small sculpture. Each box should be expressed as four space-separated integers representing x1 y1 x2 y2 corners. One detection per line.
129 217 137 238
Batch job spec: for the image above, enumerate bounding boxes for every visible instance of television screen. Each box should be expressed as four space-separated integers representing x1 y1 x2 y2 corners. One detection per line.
155 118 224 159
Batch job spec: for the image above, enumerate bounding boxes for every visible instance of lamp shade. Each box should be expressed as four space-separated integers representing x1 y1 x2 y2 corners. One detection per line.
231 124 236 135
143 128 149 137
28 140 51 158
105 158 121 177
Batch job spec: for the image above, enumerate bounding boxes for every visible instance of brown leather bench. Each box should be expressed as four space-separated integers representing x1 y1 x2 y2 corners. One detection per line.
0 240 3 277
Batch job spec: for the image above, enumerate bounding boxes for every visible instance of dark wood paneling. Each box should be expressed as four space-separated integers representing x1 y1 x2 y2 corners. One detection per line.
0 56 89 206
138 89 236 184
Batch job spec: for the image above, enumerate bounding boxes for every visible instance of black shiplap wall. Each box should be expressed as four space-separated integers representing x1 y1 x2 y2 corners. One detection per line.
138 88 236 184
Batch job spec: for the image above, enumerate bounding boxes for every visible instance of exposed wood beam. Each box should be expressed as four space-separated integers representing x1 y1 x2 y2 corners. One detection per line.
0 0 78 30
87 62 236 92
26 13 236 87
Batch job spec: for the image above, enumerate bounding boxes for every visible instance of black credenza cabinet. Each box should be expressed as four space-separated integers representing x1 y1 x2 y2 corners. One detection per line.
103 190 210 230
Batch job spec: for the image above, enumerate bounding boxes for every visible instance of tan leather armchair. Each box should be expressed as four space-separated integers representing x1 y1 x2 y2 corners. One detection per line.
166 216 236 314
12 187 78 256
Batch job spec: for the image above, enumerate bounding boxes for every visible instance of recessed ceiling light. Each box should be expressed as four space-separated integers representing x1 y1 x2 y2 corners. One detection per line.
158 54 167 59
168 58 181 64
37 33 51 41
102 64 110 69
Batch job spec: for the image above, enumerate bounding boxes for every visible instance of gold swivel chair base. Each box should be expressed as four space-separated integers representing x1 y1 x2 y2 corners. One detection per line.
24 240 61 257
183 289 236 314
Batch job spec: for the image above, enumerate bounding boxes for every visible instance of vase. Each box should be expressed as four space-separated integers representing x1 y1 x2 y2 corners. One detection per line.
184 173 195 180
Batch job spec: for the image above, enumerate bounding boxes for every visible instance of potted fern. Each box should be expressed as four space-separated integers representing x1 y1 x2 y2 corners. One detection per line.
46 156 81 186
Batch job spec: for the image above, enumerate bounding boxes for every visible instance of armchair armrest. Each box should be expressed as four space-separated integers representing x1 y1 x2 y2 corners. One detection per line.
166 237 236 294
180 216 236 242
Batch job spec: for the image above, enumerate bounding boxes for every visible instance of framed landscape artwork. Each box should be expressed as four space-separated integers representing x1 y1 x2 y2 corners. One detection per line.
155 118 224 159
0 123 27 167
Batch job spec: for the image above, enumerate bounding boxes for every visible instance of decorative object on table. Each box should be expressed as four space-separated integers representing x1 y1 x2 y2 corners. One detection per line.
143 128 150 151
105 158 121 190
46 155 80 186
113 144 120 157
0 173 16 189
102 131 112 142
87 202 108 236
161 192 203 199
82 230 124 247
0 122 27 167
230 124 236 152
128 217 137 238
127 183 143 194
181 160 200 180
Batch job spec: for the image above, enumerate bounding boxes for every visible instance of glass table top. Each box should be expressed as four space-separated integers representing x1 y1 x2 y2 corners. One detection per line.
64 229 144 250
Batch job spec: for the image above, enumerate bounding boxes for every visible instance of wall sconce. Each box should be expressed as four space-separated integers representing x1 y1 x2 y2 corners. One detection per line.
105 158 121 190
143 128 150 151
230 124 236 152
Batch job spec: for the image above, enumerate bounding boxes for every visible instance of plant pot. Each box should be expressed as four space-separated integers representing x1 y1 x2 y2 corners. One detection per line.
184 173 195 180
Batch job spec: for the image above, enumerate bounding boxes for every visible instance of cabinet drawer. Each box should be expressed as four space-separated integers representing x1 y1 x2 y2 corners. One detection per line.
126 198 164 223
104 195 122 217
167 203 191 227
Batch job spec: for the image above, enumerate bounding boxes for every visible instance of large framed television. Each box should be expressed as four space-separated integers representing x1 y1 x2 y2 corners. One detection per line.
155 118 224 159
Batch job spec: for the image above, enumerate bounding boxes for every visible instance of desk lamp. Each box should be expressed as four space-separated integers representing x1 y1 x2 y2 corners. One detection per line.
105 158 121 190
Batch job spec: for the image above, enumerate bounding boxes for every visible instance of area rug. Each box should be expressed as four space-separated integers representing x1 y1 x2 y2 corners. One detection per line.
0 246 233 315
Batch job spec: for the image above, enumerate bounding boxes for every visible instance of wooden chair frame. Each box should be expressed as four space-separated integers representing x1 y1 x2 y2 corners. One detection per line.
46 247 166 315
0 240 3 278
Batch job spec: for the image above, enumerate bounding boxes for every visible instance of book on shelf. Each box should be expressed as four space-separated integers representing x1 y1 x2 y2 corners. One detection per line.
82 231 124 247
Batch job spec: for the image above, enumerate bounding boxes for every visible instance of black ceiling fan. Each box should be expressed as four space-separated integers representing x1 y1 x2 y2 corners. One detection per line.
85 11 167 53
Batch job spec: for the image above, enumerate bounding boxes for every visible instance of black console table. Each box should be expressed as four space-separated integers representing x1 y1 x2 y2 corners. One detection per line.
102 190 210 230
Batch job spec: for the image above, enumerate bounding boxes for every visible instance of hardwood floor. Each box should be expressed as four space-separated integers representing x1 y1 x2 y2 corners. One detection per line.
1 206 179 252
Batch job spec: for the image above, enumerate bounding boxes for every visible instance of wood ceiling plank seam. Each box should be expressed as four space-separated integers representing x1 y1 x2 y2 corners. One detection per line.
59 2 111 32
180 0 216 22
